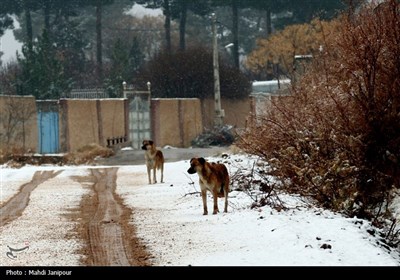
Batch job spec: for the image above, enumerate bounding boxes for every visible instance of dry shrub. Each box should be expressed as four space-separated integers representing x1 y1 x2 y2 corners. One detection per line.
64 143 114 165
238 0 400 220
0 146 33 165
0 146 69 166
0 149 5 164
0 143 114 166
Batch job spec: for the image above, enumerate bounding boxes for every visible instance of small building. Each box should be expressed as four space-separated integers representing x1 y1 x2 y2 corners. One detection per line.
250 79 291 116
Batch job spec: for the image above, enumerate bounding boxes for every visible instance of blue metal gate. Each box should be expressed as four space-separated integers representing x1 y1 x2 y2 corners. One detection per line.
37 101 59 154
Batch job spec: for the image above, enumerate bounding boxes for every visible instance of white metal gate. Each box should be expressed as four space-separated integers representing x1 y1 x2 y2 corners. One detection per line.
123 84 151 149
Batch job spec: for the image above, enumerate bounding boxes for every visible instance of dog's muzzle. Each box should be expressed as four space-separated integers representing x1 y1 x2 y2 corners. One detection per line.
141 145 147 150
187 167 196 174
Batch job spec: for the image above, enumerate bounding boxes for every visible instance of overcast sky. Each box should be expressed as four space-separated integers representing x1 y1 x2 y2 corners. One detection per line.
0 17 22 63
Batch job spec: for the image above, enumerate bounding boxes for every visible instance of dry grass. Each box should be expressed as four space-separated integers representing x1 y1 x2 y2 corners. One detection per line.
0 143 114 166
64 143 115 165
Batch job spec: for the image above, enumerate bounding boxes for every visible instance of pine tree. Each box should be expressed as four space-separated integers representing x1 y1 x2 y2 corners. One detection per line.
128 36 145 78
17 29 71 100
105 38 130 97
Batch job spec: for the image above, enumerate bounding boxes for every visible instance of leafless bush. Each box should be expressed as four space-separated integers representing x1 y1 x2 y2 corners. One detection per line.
1 143 115 166
238 0 400 221
384 219 400 248
64 143 114 165
230 158 287 211
0 61 19 96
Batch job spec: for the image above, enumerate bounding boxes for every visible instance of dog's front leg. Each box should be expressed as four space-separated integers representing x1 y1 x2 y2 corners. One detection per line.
153 167 157 184
212 190 219 214
201 189 208 215
147 165 152 184
224 192 228 213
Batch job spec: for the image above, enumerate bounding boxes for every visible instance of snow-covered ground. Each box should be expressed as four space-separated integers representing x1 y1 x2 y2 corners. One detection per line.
0 166 89 266
1 153 399 266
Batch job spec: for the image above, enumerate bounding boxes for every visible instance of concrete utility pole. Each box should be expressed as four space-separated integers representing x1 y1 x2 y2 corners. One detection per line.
211 13 224 127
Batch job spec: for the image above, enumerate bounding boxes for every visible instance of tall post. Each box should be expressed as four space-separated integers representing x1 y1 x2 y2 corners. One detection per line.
212 13 224 127
122 81 127 98
147 81 152 140
147 81 151 110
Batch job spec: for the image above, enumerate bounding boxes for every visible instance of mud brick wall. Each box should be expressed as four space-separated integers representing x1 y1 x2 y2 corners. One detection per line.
151 98 203 148
59 99 128 152
0 95 38 152
201 97 252 130
98 99 128 147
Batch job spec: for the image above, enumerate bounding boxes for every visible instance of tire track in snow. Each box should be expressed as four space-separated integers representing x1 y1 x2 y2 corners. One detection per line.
76 167 151 266
0 170 63 226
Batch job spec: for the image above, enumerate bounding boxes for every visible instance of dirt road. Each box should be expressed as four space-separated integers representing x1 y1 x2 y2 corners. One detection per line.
0 147 230 266
0 167 151 266
94 146 229 166
80 168 150 266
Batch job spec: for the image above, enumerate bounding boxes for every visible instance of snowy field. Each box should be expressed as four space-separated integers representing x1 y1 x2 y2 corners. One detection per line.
1 153 399 267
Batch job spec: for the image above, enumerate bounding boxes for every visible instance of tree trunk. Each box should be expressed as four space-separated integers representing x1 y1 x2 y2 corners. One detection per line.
266 8 272 37
163 0 171 54
43 0 51 33
179 1 187 51
23 1 33 55
232 0 240 69
96 2 103 81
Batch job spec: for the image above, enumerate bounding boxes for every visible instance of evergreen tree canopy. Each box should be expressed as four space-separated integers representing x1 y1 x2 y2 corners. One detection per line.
17 29 71 100
135 46 251 100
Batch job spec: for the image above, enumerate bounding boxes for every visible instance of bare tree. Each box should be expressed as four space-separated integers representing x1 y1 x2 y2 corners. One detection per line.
0 96 36 152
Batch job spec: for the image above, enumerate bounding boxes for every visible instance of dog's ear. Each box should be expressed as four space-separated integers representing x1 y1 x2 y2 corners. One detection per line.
198 157 206 165
149 140 154 145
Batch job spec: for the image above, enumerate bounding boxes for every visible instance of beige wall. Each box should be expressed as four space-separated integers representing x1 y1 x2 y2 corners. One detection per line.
0 95 38 152
152 99 180 147
201 97 252 129
99 99 127 146
180 99 203 147
151 98 203 148
0 95 251 154
62 99 99 152
59 98 128 152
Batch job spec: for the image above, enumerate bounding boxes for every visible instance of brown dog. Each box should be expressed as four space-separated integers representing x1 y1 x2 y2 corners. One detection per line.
141 140 164 184
187 157 229 215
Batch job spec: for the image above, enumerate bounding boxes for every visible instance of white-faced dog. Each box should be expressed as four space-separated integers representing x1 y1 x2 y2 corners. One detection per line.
187 157 229 215
141 140 164 184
